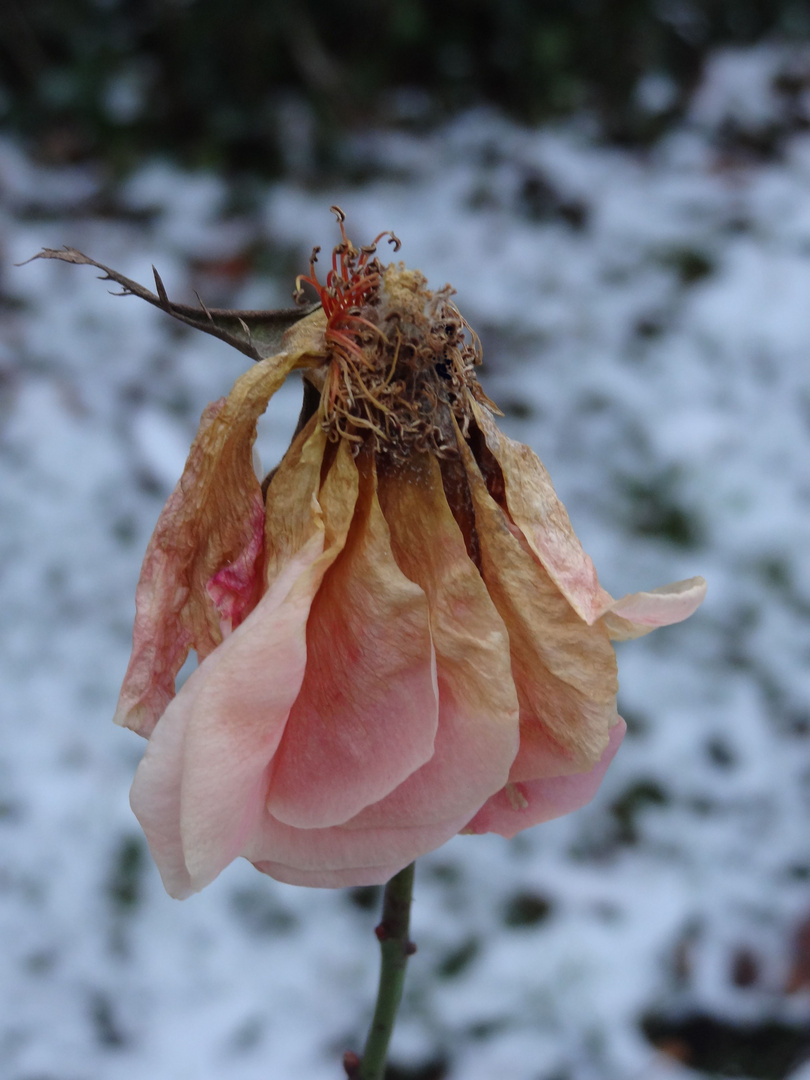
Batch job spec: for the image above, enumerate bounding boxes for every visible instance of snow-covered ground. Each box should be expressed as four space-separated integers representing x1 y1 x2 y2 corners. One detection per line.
3 45 810 1080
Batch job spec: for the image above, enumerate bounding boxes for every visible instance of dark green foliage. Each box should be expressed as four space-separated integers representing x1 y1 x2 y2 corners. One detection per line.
0 798 21 821
641 1012 810 1079
385 1057 449 1080
106 834 144 911
502 890 554 928
466 1017 509 1039
621 470 704 549
1 0 809 174
621 709 650 737
347 884 383 911
89 990 127 1048
609 779 668 844
659 247 716 287
435 936 480 978
706 735 736 768
229 886 298 935
499 397 535 420
426 861 463 886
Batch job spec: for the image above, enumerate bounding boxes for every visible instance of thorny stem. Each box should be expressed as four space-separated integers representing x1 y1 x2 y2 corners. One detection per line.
344 862 417 1080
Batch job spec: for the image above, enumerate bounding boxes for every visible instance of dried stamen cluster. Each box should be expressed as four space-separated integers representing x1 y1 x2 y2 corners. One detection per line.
295 207 486 461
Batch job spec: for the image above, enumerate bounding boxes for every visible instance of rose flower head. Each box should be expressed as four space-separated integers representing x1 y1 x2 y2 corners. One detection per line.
35 211 706 895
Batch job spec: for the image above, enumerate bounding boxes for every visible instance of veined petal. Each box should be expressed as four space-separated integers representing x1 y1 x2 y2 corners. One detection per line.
598 577 708 640
459 431 618 774
252 860 415 889
130 424 358 896
242 807 472 888
177 429 359 891
266 452 437 829
472 403 707 639
127 674 197 899
263 418 329 581
350 453 520 829
129 533 324 898
115 350 305 737
465 718 626 838
279 306 328 362
128 561 313 898
472 400 613 625
177 539 324 890
206 498 265 636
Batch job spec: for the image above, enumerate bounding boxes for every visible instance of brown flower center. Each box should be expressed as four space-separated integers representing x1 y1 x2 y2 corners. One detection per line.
296 209 483 461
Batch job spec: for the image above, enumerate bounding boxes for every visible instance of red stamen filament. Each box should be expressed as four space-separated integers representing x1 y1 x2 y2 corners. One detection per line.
300 209 405 444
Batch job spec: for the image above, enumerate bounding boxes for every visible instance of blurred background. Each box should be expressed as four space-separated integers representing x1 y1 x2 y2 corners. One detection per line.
2 0 810 170
2 2 810 1078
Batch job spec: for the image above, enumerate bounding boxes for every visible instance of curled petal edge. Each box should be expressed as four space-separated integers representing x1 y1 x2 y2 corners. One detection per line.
471 400 613 624
472 401 707 638
464 718 626 839
130 527 330 898
243 808 473 888
598 576 707 640
265 454 440 830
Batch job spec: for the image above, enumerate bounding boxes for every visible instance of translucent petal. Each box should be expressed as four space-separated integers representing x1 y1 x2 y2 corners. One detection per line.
266 452 438 829
131 533 325 896
348 453 519 828
472 400 613 625
130 425 359 895
465 719 626 838
599 577 708 640
115 350 306 736
243 808 471 887
460 431 618 773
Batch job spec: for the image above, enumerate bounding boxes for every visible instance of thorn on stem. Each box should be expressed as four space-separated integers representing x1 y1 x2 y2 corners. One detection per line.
194 291 214 322
343 1050 361 1077
374 923 388 942
152 266 169 305
406 941 418 956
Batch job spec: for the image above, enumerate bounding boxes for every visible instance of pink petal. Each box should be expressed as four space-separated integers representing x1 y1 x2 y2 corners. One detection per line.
131 529 325 895
131 426 360 896
465 718 626 838
206 497 265 636
115 351 307 737
252 860 412 889
598 577 708 640
127 675 197 900
242 806 472 887
178 535 329 888
265 454 439 829
347 453 519 829
177 446 361 890
472 400 614 625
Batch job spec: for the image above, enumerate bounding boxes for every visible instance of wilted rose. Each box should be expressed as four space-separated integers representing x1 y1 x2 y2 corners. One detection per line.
40 215 706 894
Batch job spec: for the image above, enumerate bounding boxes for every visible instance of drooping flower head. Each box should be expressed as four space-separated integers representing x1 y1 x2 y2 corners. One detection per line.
34 216 706 895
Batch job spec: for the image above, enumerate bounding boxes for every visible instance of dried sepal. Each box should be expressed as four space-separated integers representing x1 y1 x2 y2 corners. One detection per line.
24 247 319 361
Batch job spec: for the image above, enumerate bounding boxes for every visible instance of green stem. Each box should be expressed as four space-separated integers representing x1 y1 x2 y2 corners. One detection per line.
346 862 416 1080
